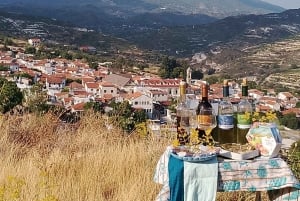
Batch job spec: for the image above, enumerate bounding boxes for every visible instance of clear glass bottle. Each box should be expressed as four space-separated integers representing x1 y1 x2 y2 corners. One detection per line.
176 80 189 145
237 78 252 144
218 80 235 144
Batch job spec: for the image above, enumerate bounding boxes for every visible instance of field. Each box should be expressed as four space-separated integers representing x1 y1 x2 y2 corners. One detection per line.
0 112 268 201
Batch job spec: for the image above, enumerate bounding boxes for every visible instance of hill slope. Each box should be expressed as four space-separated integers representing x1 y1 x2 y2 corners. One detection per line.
0 0 285 32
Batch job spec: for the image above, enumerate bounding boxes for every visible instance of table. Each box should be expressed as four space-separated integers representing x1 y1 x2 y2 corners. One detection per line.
154 147 300 201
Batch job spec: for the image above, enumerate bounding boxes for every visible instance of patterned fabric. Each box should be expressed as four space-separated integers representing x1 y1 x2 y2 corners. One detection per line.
154 147 300 201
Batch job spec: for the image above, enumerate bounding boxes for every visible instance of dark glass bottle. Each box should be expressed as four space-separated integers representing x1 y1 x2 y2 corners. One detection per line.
196 82 214 144
218 80 235 144
176 80 189 145
237 78 252 144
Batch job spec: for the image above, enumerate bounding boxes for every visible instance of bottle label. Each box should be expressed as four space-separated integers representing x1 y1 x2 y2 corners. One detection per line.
218 115 234 129
197 115 212 125
237 112 251 129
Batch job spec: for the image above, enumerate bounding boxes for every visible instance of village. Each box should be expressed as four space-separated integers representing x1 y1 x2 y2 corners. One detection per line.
0 38 300 128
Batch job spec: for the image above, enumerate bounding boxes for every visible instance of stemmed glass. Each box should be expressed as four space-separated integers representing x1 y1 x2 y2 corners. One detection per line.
197 108 217 146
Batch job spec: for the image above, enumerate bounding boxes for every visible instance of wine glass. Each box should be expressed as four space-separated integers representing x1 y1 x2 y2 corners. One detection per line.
188 109 199 145
197 108 217 146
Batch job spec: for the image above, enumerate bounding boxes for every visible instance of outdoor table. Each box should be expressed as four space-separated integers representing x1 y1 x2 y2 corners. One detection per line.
154 146 300 201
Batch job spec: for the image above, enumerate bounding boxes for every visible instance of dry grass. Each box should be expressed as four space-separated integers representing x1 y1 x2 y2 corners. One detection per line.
0 112 268 201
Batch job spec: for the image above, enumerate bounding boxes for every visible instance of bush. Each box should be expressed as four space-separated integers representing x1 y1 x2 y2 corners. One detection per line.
287 140 300 180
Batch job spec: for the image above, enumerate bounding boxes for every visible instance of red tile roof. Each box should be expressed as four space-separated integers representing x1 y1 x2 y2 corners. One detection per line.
85 82 99 89
72 102 85 111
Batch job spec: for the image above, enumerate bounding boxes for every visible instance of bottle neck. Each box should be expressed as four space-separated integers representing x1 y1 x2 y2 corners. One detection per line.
241 85 248 100
179 83 186 103
223 85 229 99
202 84 209 102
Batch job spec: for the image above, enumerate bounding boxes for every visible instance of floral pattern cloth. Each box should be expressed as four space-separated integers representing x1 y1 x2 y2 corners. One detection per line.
154 147 300 201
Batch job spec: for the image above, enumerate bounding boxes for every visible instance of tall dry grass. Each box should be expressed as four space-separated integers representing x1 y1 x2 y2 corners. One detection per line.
0 112 265 201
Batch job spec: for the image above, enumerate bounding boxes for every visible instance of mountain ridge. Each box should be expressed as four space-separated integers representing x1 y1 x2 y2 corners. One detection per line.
0 0 285 32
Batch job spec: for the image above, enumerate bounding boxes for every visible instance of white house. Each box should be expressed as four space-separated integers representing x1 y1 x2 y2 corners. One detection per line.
146 89 168 102
125 92 153 118
99 81 118 98
45 75 66 96
28 38 41 47
135 78 180 97
249 89 264 100
278 92 297 102
84 82 100 96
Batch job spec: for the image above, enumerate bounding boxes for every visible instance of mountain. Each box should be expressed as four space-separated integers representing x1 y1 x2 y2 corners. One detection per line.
125 9 300 57
0 0 285 33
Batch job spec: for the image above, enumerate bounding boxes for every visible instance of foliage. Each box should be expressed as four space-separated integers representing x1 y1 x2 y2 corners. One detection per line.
0 78 23 113
159 56 187 79
0 65 9 71
204 76 219 84
278 113 299 129
18 72 34 80
22 83 50 114
247 81 258 89
290 64 299 69
4 37 14 46
61 87 69 92
108 101 147 133
24 46 36 54
88 61 99 70
285 140 300 180
84 101 105 114
191 70 203 80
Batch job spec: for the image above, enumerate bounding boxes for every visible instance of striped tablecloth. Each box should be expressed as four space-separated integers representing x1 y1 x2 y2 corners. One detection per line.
154 147 300 201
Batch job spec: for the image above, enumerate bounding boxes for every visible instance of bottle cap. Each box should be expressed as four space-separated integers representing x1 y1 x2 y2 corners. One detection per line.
242 78 247 86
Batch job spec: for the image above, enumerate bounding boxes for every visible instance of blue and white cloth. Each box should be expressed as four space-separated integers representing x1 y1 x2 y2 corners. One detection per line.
154 146 300 201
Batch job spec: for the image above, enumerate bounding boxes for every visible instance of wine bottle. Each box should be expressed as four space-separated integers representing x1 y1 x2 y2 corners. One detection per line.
176 80 189 145
236 78 252 144
218 80 235 144
196 82 215 144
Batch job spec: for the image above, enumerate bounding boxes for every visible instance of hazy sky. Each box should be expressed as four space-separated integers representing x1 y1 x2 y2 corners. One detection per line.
262 0 300 9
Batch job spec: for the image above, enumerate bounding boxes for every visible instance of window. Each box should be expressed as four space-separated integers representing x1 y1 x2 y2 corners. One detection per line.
111 90 113 93
135 101 138 105
104 90 107 93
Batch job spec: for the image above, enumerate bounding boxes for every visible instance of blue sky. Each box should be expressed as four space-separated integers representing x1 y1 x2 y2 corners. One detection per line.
262 0 300 9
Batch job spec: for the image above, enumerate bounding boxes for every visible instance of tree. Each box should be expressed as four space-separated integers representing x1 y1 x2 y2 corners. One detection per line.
108 101 147 133
191 70 203 80
25 46 36 54
0 78 23 113
23 83 49 114
84 101 104 114
278 113 299 129
204 76 219 84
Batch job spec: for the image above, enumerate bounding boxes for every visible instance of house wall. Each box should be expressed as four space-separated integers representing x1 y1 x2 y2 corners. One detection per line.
129 95 153 118
101 86 118 97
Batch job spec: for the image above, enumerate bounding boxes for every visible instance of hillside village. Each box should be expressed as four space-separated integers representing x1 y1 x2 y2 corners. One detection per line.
1 38 300 126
